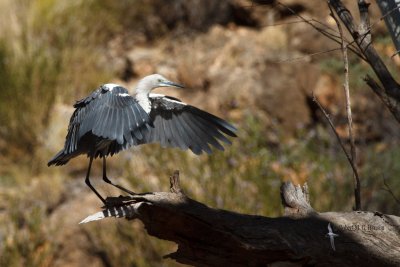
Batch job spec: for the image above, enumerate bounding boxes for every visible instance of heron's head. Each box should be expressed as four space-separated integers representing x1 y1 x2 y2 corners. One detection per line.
136 74 184 94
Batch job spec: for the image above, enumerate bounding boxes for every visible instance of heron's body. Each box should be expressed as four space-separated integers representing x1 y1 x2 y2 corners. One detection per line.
48 74 237 203
48 84 151 165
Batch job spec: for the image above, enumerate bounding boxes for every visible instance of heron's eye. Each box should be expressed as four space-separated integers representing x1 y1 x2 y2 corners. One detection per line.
158 79 162 83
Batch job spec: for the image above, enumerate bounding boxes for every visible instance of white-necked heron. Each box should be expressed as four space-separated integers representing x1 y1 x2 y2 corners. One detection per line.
48 74 237 203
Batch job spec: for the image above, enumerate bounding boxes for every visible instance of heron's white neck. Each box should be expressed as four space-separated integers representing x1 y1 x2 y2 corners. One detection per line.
134 78 153 113
135 93 151 113
135 77 153 95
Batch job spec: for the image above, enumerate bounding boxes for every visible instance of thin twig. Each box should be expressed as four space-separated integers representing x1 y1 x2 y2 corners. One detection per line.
382 176 400 205
328 3 361 210
276 47 342 63
391 49 400 58
276 1 366 60
260 19 315 28
329 0 400 100
312 94 360 194
250 0 399 63
378 3 400 22
364 75 400 122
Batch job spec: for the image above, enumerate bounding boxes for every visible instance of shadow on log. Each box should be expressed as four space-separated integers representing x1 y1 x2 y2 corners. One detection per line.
81 171 400 267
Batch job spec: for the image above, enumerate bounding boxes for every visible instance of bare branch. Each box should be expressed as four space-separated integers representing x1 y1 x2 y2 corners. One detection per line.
329 0 400 100
260 19 317 28
364 74 400 123
328 3 361 210
312 94 361 197
277 1 366 60
378 2 400 22
382 176 400 205
276 47 342 63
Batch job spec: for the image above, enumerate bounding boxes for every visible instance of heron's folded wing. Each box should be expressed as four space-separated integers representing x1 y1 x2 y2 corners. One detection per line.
141 96 237 155
64 86 150 153
73 86 104 108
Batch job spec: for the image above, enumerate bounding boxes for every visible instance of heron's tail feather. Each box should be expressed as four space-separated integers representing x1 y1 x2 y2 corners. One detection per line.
48 149 75 166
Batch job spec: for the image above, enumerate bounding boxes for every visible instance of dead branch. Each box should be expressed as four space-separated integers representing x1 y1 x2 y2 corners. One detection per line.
364 74 400 122
329 0 400 122
328 4 361 210
276 1 366 60
81 172 400 267
312 95 361 196
382 176 400 205
280 181 315 217
275 1 400 122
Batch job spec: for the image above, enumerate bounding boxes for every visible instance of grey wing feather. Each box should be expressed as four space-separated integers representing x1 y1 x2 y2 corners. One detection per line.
73 86 104 108
63 86 151 154
173 114 203 154
180 112 212 154
141 96 237 154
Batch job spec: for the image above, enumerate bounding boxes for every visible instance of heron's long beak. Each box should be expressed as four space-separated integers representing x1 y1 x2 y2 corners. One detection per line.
159 80 185 89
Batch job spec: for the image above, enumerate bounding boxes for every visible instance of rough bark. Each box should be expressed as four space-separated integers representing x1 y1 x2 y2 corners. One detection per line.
81 171 400 267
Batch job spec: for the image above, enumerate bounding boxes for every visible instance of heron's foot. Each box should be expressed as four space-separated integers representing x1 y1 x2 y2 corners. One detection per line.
104 194 150 208
104 195 130 207
103 175 136 195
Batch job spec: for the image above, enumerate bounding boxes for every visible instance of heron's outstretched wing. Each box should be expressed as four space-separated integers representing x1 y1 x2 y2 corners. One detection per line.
140 95 237 155
64 85 151 154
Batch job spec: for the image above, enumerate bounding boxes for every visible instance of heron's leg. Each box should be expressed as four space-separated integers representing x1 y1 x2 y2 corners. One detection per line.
102 157 136 195
85 156 106 204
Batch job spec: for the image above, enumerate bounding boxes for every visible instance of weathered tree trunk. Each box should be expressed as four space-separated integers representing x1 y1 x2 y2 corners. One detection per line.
81 172 400 267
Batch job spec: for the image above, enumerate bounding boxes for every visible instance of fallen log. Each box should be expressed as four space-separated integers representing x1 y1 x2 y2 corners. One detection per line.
81 171 400 267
